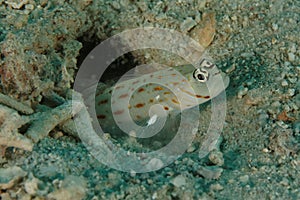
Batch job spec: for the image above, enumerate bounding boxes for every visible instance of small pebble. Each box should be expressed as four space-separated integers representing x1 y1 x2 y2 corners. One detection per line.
228 179 235 184
146 158 164 171
239 175 249 183
237 85 248 99
209 150 224 166
197 0 206 9
111 1 121 10
281 80 288 87
210 183 224 191
241 52 254 58
187 144 196 153
25 4 34 10
271 23 278 31
276 121 289 129
130 170 136 177
280 177 289 186
289 102 298 111
287 52 295 62
147 179 153 185
283 104 290 112
171 175 186 187
197 166 223 180
262 148 270 153
288 77 297 83
287 88 295 97
136 1 147 11
152 192 158 199
258 112 269 126
180 17 197 33
225 64 236 73
231 15 237 21
271 101 281 108
293 121 300 134
289 44 297 53
245 79 254 86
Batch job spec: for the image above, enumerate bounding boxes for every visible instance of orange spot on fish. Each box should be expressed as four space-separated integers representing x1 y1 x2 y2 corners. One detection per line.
172 98 179 104
159 99 164 103
119 93 129 98
149 99 154 103
97 115 106 119
135 103 145 108
172 82 180 86
164 91 171 95
195 95 210 99
171 73 177 76
164 106 169 110
136 115 142 120
98 99 108 105
132 80 139 84
182 89 197 96
128 105 132 109
138 88 145 92
113 109 124 115
154 86 163 91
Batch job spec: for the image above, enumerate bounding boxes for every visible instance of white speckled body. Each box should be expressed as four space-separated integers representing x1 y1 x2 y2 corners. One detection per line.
94 59 229 130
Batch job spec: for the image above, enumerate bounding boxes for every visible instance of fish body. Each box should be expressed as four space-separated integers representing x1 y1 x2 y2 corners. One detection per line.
94 59 229 132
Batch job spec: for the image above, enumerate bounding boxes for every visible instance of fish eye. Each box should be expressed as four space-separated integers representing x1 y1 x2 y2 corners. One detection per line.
197 74 206 82
193 68 209 83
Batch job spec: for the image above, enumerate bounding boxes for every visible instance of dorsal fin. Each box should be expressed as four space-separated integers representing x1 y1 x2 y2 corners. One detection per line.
116 63 169 82
133 63 168 75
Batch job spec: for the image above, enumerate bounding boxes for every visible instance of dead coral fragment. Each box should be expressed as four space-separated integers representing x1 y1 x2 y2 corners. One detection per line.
0 166 27 190
25 100 84 143
47 175 87 200
277 110 295 122
197 165 223 180
0 104 33 152
189 12 216 48
4 0 29 9
0 93 33 114
0 92 84 154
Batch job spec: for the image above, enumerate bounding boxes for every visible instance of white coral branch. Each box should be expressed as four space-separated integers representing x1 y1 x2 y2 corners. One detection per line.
0 92 84 154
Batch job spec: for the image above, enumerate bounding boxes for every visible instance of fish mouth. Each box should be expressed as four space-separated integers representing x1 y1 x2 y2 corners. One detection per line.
211 71 229 89
205 71 229 98
221 72 230 89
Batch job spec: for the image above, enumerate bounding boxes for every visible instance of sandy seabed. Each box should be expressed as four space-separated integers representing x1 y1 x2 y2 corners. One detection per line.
0 0 299 199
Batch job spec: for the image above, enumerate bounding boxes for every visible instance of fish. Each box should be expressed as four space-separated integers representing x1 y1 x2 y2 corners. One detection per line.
93 58 229 136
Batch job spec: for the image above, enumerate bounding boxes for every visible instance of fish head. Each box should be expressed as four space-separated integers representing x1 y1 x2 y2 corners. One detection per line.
173 59 229 106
